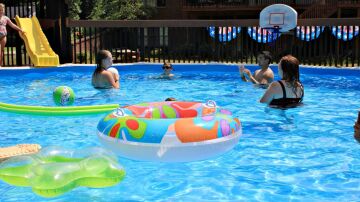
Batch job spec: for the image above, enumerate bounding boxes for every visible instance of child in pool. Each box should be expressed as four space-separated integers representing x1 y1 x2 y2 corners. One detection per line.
92 50 119 89
160 62 174 78
165 97 176 101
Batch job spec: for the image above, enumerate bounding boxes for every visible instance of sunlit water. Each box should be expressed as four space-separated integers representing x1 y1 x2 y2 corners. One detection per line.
0 64 360 201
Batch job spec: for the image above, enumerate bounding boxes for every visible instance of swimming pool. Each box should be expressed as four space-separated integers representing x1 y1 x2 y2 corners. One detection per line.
1 64 360 201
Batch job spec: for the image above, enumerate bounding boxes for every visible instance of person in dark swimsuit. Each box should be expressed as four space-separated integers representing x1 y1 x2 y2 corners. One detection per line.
260 55 304 108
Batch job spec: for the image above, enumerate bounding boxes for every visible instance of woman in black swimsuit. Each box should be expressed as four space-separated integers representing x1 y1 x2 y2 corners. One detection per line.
260 55 304 108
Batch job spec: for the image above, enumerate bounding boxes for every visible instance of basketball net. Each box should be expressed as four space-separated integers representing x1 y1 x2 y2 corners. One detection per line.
262 26 281 47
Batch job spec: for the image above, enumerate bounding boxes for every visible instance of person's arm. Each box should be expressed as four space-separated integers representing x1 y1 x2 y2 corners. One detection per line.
105 71 119 89
243 69 259 84
259 71 275 85
6 17 24 33
239 65 259 84
238 65 248 82
259 82 279 103
248 71 259 84
355 111 360 142
114 73 121 87
354 122 360 142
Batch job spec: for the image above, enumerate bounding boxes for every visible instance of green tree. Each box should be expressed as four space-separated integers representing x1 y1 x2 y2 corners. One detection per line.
80 0 97 19
90 0 156 20
68 0 82 20
68 0 156 20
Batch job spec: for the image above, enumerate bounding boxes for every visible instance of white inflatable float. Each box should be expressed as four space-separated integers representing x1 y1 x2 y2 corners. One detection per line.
97 101 242 162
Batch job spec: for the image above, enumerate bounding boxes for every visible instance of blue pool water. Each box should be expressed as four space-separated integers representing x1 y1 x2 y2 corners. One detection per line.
0 64 360 201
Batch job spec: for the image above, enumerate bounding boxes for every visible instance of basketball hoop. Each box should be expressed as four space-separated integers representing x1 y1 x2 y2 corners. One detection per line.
261 26 281 46
258 4 297 46
259 4 297 33
262 26 280 33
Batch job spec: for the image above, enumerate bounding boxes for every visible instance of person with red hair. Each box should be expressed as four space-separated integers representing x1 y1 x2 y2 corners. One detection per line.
260 55 304 108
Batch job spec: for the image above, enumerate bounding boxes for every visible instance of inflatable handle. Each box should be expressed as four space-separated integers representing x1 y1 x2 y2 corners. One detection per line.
114 108 126 117
206 100 217 108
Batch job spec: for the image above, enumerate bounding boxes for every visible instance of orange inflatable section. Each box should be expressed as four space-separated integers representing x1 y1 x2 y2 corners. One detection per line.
174 118 218 143
170 102 198 118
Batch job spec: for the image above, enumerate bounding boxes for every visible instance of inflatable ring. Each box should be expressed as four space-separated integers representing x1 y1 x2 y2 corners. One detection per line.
97 101 242 162
0 146 125 198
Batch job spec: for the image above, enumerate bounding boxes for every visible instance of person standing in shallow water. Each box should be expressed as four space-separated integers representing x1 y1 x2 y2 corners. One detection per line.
239 51 274 87
0 3 25 67
92 50 119 89
260 55 304 108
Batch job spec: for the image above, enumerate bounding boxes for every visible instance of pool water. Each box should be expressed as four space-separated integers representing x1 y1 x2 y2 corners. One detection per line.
1 64 360 201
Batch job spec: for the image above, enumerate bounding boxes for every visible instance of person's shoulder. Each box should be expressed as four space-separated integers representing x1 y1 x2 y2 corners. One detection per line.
268 80 281 89
102 70 113 78
264 67 275 77
265 66 274 73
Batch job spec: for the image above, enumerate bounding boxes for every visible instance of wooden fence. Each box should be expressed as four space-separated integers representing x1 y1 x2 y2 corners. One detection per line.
2 0 360 67
68 19 360 67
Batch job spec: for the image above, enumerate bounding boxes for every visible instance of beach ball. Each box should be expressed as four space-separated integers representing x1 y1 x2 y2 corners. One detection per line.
53 86 75 106
107 67 119 76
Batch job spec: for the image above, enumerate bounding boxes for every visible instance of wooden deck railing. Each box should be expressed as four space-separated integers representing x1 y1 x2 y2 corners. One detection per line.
67 19 360 67
181 0 317 8
299 0 338 18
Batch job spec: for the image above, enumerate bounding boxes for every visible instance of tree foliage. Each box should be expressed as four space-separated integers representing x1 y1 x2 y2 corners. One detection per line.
68 0 156 20
68 0 81 20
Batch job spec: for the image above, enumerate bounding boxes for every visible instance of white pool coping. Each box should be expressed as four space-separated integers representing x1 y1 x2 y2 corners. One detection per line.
0 62 359 70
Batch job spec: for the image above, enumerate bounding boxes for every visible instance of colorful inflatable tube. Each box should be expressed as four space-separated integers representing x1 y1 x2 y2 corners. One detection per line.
97 101 242 162
0 102 119 116
0 147 125 198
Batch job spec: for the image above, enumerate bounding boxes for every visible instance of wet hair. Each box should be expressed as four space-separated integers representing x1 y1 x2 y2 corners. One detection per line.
162 62 173 70
94 50 111 74
279 55 303 97
258 51 272 64
165 97 176 101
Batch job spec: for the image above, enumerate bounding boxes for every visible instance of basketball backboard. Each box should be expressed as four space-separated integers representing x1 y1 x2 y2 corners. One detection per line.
260 4 297 32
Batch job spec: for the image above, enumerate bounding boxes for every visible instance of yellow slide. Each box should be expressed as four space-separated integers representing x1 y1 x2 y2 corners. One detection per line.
15 15 59 67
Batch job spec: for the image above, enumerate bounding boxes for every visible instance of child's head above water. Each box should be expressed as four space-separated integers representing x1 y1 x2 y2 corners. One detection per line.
165 97 176 101
162 62 173 70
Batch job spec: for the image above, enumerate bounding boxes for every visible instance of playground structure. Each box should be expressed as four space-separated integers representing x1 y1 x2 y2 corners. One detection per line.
15 16 59 67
